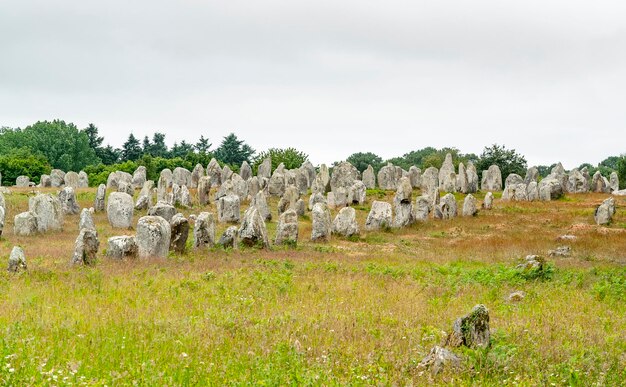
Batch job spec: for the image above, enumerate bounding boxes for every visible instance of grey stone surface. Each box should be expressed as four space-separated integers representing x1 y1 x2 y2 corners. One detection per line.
30 193 64 232
197 176 211 205
79 208 95 230
365 201 392 231
15 176 30 187
78 171 89 188
94 184 106 212
311 203 331 241
50 169 65 187
257 157 272 179
64 171 79 188
169 213 189 253
106 192 134 228
414 195 431 221
173 167 192 188
206 159 222 187
481 165 502 191
595 197 615 225
217 226 239 248
377 163 399 190
330 161 359 193
446 304 491 349
106 236 137 260
70 228 99 265
217 194 240 223
238 206 270 248
132 166 147 189
251 191 271 221
462 194 478 217
59 187 80 215
417 346 462 376
362 165 376 189
436 193 457 220
438 153 457 192
8 246 27 273
136 216 171 259
147 201 177 222
191 164 205 188
308 192 327 211
14 211 38 236
194 212 216 249
332 206 359 237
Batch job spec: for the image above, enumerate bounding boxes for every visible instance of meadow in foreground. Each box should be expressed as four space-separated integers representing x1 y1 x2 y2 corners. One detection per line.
0 188 624 385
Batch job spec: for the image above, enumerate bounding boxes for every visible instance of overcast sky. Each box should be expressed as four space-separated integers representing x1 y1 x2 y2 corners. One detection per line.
1 1 625 168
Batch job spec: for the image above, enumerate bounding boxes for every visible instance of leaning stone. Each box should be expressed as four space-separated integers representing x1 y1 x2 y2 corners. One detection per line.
275 209 299 245
417 346 462 376
79 208 95 230
169 213 189 253
58 187 80 215
446 304 491 349
147 201 177 222
238 206 270 248
106 192 134 228
217 194 240 223
136 216 171 259
94 184 106 212
331 207 359 237
365 201 392 231
311 203 331 242
8 246 27 273
70 228 99 265
106 236 137 260
462 194 478 217
14 212 38 236
193 212 215 249
29 194 64 232
217 226 239 249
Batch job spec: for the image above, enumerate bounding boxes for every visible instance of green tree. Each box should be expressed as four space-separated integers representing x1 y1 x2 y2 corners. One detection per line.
386 147 438 170
0 148 51 185
252 148 308 173
149 133 168 158
476 144 527 178
121 133 142 161
214 133 255 166
142 136 151 155
99 145 120 165
346 152 383 173
83 123 103 150
169 141 195 159
195 135 212 155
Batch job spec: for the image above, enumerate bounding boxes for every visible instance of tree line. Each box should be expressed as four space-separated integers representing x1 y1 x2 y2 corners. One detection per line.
0 119 624 188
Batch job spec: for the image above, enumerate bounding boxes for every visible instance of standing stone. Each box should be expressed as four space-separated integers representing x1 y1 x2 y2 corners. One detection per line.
257 157 272 179
311 174 326 195
308 192 327 211
106 192 134 228
70 228 99 265
481 165 502 191
14 212 38 236
173 167 192 188
135 180 154 210
206 159 222 187
414 196 431 221
238 206 270 248
251 191 271 221
147 201 177 222
94 184 106 212
527 182 539 201
40 175 52 187
136 216 171 259
446 304 491 349
457 163 468 193
179 185 192 208
294 199 306 216
318 164 331 192
50 169 65 187
58 187 80 215
377 163 399 190
15 176 30 187
504 173 524 189
327 187 348 209
438 153 457 192
191 164 205 188
591 171 609 193
365 201 393 231
8 246 27 273
159 168 174 190
301 161 316 188
194 212 216 249
347 181 367 205
0 206 4 238
275 209 299 245
247 176 260 200
551 163 569 192
465 161 479 193
331 207 359 237
311 203 331 241
29 194 64 232
393 177 414 228
231 173 248 202
106 172 119 190
417 346 462 376
221 165 233 184
132 166 147 189
295 169 309 195
609 172 619 193
278 185 300 215
268 169 286 197
217 194 240 223
538 178 563 201
595 198 615 225
330 162 359 193
64 172 79 188
171 183 181 206
217 226 239 249
408 166 421 189
524 167 539 185
462 194 478 217
198 176 211 205
79 208 95 230
240 161 252 181
362 165 376 189
421 167 439 194
117 180 134 196
106 236 137 260
436 193 457 220
482 192 494 210
567 169 588 193
78 171 89 188
169 213 189 253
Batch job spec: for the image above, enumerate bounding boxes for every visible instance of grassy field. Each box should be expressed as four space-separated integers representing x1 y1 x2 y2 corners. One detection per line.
0 187 624 385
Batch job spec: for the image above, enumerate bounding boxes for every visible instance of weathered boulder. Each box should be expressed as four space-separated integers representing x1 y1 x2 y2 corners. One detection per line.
94 184 106 212
251 191 271 221
191 164 204 188
482 192 494 209
465 161 479 193
14 212 38 236
247 176 260 200
217 194 240 223
117 180 134 196
551 163 569 192
268 169 286 197
377 163 399 190
504 173 524 188
217 226 239 249
64 171 79 188
365 201 392 231
178 185 192 208
332 207 359 237
311 203 331 241
457 163 468 193
538 178 563 201
446 304 491 349
257 157 272 179
169 213 189 253
221 165 233 184
273 209 298 245
278 185 299 216
70 228 99 265
362 165 376 189
308 192 327 211
239 161 252 181
135 180 154 210
50 169 65 187
524 166 539 185
609 172 619 192
462 194 478 216
193 212 216 249
595 197 615 225
58 187 80 215
414 196 431 221
421 167 439 193
481 165 502 191
206 159 222 187
347 180 367 205
238 206 270 248
79 208 95 230
40 175 52 187
435 193 457 220
78 171 89 188
158 168 173 190
136 216 171 259
330 161 359 193
132 166 147 189
172 167 192 188
502 183 528 201
106 236 137 260
327 187 348 209
393 177 414 227
147 201 176 222
591 171 610 193
408 166 421 189
30 194 64 232
438 153 457 192
300 161 316 188
197 176 211 205
417 346 462 376
106 192 134 228
8 246 27 272
15 176 30 187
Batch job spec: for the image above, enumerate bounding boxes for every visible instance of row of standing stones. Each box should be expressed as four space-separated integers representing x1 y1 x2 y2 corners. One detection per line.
4 157 617 375
3 155 621 270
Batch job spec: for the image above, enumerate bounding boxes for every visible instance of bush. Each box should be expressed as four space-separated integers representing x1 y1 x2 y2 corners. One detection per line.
0 148 51 186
